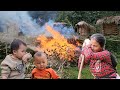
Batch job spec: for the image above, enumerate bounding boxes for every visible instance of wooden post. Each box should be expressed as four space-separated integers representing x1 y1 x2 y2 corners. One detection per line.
78 54 84 79
5 43 7 56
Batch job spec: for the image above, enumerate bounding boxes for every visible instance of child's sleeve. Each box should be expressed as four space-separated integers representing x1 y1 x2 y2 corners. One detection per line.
91 50 110 61
49 68 60 79
82 46 110 62
0 62 11 79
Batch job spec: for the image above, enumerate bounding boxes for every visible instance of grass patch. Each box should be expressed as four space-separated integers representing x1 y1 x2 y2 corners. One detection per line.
61 65 94 79
81 66 94 79
61 66 79 79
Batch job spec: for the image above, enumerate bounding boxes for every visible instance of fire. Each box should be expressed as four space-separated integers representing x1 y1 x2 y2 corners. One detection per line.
36 23 77 61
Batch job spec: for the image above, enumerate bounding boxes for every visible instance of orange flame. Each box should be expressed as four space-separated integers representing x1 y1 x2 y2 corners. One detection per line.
36 23 76 61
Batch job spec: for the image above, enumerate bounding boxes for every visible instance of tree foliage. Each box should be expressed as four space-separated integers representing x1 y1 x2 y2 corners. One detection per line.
55 11 120 28
28 11 120 31
28 11 58 26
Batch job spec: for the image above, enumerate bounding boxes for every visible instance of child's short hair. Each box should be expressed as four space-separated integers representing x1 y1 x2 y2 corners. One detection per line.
90 33 106 48
34 51 50 68
34 51 47 59
10 39 27 54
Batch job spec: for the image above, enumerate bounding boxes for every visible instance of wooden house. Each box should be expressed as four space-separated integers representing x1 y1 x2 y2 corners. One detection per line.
75 21 96 38
96 16 120 35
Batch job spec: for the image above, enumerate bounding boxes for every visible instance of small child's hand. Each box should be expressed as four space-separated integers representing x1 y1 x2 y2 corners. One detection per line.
82 39 91 48
22 53 32 63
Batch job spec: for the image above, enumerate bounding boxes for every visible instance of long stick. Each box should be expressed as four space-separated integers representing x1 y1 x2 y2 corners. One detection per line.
78 54 84 79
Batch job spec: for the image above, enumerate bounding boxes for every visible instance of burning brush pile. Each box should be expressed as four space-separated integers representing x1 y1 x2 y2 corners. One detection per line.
35 24 81 73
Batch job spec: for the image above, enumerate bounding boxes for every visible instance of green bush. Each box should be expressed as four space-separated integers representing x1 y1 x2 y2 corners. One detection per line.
105 39 120 54
0 42 10 60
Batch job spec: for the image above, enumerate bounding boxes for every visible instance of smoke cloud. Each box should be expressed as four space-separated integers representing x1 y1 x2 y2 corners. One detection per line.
0 11 76 38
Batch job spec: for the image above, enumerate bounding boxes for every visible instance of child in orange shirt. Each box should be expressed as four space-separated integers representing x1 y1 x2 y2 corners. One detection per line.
31 51 60 79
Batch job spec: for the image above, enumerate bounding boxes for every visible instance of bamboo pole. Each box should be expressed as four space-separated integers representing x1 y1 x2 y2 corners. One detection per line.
78 54 84 79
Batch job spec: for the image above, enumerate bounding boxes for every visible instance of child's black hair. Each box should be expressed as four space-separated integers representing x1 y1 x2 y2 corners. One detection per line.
10 39 27 54
90 33 106 48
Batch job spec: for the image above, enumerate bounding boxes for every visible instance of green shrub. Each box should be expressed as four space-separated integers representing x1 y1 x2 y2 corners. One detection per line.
106 39 120 54
0 42 10 60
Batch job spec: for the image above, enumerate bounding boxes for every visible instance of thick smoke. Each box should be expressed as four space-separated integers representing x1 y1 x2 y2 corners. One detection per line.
0 11 76 38
0 11 45 36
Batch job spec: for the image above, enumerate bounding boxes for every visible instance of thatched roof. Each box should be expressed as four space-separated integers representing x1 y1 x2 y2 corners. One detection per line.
75 21 96 31
75 21 88 26
96 16 120 25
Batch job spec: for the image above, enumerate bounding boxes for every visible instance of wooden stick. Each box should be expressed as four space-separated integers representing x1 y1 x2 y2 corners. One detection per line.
78 54 84 79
